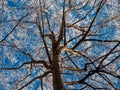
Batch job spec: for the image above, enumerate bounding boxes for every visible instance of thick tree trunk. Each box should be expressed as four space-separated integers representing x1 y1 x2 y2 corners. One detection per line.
52 45 64 90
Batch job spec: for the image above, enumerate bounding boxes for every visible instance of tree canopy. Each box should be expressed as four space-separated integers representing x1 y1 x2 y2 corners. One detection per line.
0 0 120 90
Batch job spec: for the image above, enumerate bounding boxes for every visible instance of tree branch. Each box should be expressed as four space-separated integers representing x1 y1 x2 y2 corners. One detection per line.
72 0 106 49
18 70 51 90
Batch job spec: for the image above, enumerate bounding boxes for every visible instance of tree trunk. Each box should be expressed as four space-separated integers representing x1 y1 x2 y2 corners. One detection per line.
52 45 64 90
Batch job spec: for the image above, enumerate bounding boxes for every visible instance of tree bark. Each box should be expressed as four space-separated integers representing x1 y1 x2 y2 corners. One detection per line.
52 44 64 90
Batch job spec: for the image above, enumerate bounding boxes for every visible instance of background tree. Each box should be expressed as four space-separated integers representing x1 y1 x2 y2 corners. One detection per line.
0 0 120 90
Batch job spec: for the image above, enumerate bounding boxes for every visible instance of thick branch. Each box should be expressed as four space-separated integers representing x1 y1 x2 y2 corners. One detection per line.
56 0 66 46
36 12 52 64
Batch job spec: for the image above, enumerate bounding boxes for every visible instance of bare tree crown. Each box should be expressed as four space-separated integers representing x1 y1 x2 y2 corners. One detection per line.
0 0 120 90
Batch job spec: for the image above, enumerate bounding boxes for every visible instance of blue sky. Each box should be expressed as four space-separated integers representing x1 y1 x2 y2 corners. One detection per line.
0 0 120 90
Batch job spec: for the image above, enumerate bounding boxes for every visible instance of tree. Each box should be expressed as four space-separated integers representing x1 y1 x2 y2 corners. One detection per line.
0 0 120 90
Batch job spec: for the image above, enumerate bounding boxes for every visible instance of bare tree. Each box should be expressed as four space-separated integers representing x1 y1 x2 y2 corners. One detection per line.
0 0 120 90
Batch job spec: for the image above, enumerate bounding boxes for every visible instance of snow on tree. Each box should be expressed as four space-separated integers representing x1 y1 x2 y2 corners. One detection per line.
0 0 120 90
